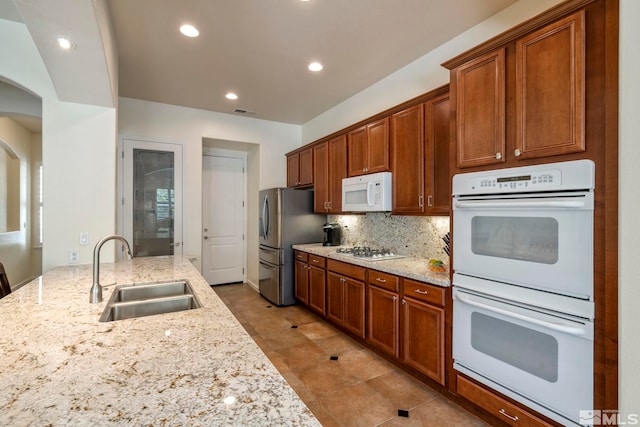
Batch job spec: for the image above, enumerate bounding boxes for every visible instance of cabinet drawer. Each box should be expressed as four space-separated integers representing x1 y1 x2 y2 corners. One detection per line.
367 270 399 292
294 251 308 262
402 279 444 307
457 375 553 427
308 254 326 268
327 259 366 281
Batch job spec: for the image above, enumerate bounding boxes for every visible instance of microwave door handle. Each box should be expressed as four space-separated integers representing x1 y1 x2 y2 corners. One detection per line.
455 290 588 336
454 198 587 210
367 181 374 206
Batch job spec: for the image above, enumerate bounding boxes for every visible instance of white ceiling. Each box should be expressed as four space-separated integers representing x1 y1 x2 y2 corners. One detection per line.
5 0 520 125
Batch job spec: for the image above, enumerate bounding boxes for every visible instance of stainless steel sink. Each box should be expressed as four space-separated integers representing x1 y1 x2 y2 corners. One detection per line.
99 280 202 322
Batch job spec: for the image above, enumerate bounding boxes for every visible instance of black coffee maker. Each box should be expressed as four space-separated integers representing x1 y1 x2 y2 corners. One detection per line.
322 223 341 246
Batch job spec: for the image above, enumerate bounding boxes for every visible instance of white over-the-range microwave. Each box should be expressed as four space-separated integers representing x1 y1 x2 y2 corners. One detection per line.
342 172 392 212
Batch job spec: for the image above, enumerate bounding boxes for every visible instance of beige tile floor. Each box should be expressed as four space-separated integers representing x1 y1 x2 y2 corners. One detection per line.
213 283 489 427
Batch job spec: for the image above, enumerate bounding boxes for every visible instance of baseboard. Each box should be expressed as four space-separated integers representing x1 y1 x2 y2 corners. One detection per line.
246 280 259 293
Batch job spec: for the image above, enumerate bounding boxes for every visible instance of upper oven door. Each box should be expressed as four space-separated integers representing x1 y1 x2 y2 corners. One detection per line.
453 191 593 299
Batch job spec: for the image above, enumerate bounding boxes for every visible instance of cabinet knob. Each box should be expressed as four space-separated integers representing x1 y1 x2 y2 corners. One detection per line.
495 152 502 160
392 296 397 302
514 149 521 157
401 299 406 305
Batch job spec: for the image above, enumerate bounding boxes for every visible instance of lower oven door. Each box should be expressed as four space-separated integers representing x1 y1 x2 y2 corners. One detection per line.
453 286 593 426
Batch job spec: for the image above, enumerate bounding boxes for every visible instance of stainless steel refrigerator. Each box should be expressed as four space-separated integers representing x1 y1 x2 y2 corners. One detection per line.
259 188 326 305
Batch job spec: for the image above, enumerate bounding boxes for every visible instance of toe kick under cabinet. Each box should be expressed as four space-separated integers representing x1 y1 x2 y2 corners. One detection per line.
293 250 446 387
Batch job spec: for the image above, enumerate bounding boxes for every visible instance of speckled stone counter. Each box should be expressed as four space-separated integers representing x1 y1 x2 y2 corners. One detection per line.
292 243 450 287
0 256 320 427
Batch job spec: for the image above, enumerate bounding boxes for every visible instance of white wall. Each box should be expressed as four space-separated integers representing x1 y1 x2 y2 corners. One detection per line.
117 97 301 276
618 0 639 414
302 0 563 144
0 18 119 271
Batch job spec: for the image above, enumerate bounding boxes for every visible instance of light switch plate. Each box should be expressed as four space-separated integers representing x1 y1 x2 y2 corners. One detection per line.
80 232 89 245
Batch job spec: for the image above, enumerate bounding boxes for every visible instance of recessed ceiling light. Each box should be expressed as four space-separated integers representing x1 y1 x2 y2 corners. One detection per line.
56 37 74 50
225 92 238 100
308 62 323 72
180 24 199 37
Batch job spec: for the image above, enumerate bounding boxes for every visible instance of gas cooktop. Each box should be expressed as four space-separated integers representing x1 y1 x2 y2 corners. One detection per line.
336 247 406 262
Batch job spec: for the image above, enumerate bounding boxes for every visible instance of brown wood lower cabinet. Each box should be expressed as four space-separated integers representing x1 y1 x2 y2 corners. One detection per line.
367 285 399 357
326 260 366 339
456 375 554 427
294 258 309 305
307 256 326 315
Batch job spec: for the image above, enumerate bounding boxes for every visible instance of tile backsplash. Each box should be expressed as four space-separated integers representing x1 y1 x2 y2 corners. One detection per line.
328 213 450 262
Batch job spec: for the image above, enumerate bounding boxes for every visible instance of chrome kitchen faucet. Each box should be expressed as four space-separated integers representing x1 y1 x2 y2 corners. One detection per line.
90 235 133 304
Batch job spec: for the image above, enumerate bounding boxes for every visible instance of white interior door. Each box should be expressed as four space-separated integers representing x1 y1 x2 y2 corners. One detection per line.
122 138 183 257
202 151 246 285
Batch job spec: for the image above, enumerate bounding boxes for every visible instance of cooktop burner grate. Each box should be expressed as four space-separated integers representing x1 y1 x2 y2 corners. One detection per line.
336 247 406 261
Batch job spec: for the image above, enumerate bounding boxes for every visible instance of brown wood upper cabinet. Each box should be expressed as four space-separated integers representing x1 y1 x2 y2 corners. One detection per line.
314 135 347 213
391 104 425 214
347 117 390 176
515 11 585 160
287 147 313 187
454 48 506 169
391 92 450 215
451 10 585 169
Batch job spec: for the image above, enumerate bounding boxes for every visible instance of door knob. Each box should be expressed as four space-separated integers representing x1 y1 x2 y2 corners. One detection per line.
204 236 209 240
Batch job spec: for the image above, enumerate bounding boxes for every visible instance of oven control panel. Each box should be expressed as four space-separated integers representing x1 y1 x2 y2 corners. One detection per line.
452 160 595 196
473 169 562 191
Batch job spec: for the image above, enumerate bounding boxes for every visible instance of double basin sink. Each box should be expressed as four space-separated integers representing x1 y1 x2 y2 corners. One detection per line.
100 280 202 322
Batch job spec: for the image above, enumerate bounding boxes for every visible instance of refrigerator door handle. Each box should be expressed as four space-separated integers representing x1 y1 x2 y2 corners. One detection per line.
263 194 270 239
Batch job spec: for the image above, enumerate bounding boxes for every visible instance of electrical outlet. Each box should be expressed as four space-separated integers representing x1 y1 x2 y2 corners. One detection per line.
69 250 79 264
80 232 89 245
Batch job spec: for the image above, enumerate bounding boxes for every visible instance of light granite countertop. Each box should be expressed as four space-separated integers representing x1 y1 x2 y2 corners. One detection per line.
0 256 320 427
292 243 450 287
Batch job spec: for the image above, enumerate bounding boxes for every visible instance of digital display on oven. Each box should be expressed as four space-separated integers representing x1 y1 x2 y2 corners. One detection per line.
497 175 531 183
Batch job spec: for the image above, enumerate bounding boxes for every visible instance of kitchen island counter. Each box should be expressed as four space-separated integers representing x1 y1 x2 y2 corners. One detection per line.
292 243 450 287
0 256 319 426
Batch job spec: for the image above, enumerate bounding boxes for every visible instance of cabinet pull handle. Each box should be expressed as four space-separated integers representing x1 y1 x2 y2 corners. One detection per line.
495 152 502 160
375 277 387 283
514 149 521 157
427 195 433 207
312 259 319 263
414 289 429 295
498 409 519 422
401 299 406 305
418 195 424 207
392 296 397 302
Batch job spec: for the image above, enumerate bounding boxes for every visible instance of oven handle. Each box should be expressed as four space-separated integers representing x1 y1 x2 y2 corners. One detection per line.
455 290 588 336
454 198 587 210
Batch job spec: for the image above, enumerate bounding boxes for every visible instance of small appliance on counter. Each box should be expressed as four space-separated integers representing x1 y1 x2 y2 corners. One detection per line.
322 223 341 246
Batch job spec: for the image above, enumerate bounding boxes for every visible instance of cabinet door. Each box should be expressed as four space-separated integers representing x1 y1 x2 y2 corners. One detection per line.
455 49 506 168
515 11 585 160
401 297 445 385
328 135 347 213
391 104 424 214
313 142 329 212
298 148 314 186
287 153 300 187
367 285 399 357
347 126 368 176
308 265 326 315
326 272 345 325
344 277 366 339
366 117 390 174
294 260 309 305
425 94 451 215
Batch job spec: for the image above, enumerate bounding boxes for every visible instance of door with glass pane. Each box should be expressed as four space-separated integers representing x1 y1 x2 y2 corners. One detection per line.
122 138 183 257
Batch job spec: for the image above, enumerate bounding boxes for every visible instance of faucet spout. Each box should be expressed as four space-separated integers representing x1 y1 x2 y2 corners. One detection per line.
90 235 133 304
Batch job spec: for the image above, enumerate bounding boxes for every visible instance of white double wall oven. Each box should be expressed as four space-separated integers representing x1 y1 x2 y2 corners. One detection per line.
451 160 596 427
